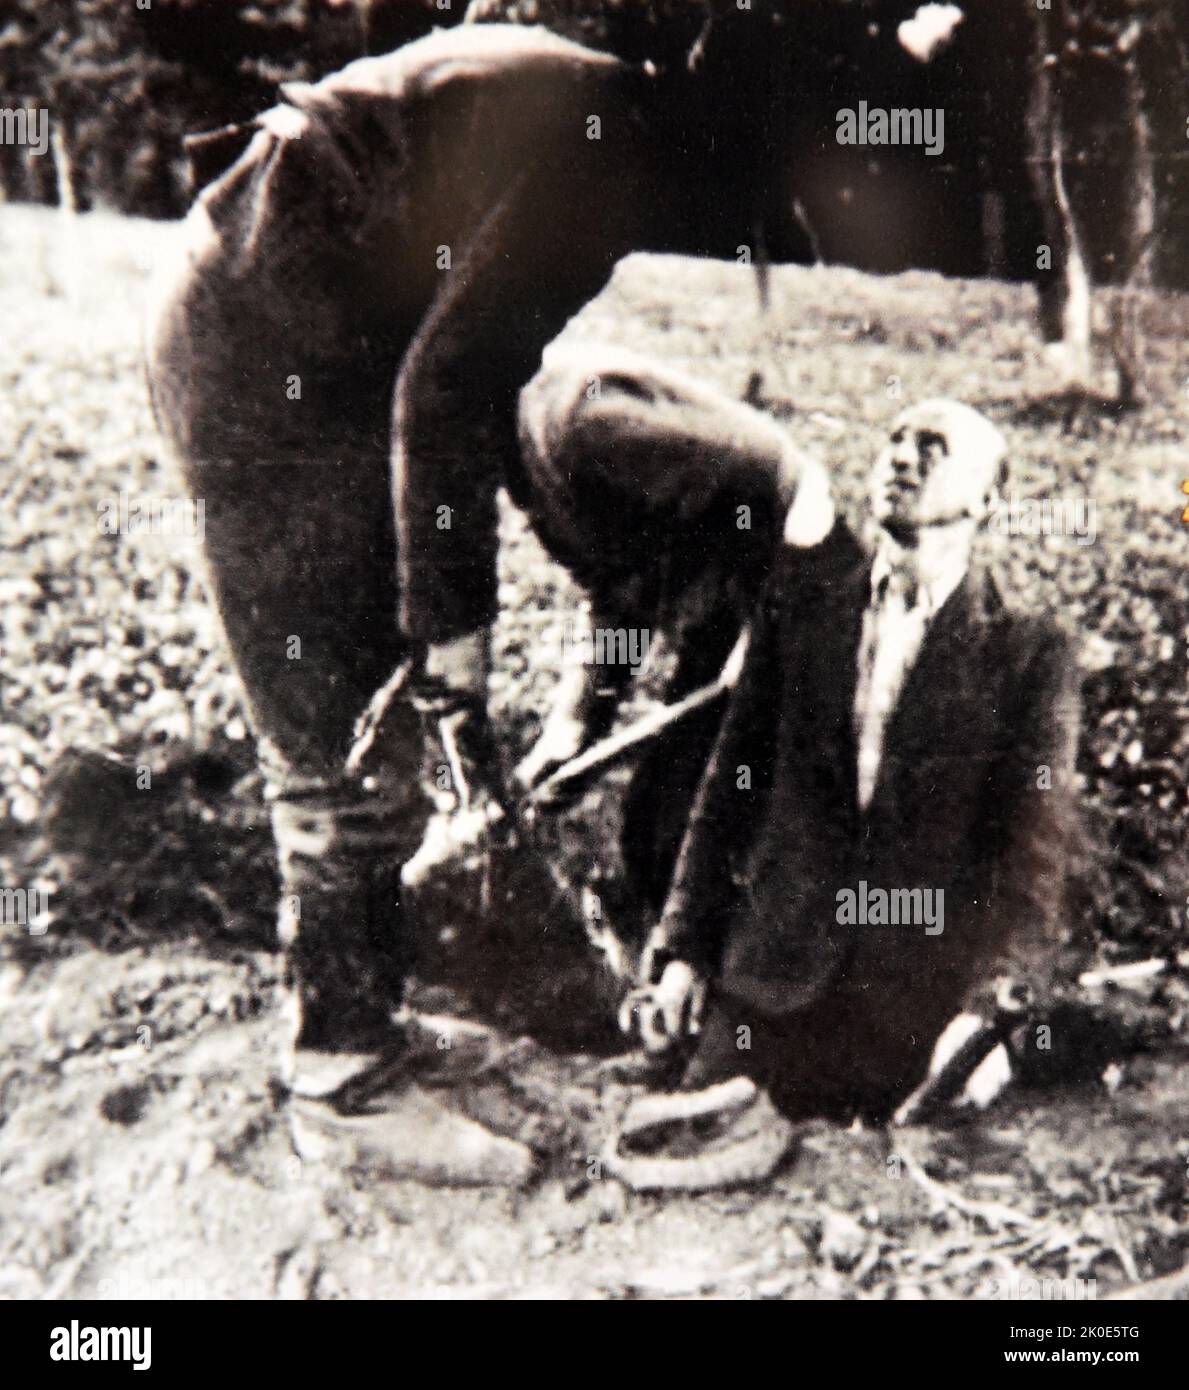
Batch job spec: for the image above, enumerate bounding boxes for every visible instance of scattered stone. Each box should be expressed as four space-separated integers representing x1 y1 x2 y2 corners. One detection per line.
819 1209 869 1272
99 1082 152 1127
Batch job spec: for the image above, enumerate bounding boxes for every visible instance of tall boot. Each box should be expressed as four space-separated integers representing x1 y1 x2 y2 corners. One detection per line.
270 772 535 1186
270 778 413 1071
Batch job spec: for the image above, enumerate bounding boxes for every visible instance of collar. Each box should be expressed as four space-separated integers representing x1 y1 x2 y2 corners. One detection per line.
870 524 972 617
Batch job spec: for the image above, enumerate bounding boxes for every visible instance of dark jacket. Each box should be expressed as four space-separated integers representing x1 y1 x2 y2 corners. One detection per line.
647 519 1080 1102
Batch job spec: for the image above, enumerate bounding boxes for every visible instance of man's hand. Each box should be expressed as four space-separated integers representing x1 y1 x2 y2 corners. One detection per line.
618 961 708 1054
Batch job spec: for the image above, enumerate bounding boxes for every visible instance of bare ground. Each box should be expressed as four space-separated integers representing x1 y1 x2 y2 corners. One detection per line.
1 204 1187 1300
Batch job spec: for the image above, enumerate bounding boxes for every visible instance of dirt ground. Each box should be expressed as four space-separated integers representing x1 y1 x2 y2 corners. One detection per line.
1 204 1186 1300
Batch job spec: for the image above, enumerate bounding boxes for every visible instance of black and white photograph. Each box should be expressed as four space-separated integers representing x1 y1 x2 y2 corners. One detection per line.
1 0 1187 1317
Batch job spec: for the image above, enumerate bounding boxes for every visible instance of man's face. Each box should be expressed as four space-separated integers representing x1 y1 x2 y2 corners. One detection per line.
870 401 1003 538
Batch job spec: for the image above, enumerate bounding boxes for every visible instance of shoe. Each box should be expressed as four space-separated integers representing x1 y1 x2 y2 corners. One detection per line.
289 1088 536 1188
602 1076 795 1192
286 1040 535 1188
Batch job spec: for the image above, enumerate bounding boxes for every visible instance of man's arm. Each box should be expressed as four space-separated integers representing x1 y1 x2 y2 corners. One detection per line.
642 584 782 984
641 481 840 988
987 624 1082 982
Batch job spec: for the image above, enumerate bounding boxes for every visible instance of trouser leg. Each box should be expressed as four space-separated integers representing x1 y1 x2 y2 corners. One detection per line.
143 102 441 1054
219 427 421 1050
683 992 927 1124
150 300 422 1050
224 436 421 1051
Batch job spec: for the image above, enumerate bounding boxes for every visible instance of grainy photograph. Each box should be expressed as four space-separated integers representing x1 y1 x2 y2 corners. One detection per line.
1 0 1187 1314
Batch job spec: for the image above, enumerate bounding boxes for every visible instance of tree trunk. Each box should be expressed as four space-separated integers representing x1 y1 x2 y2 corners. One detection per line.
1027 1 1093 391
47 120 80 300
1112 23 1156 406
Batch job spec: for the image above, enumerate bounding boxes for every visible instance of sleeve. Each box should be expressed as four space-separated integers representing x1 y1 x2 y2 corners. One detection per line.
641 518 856 981
641 579 781 980
392 99 641 641
987 624 1082 986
